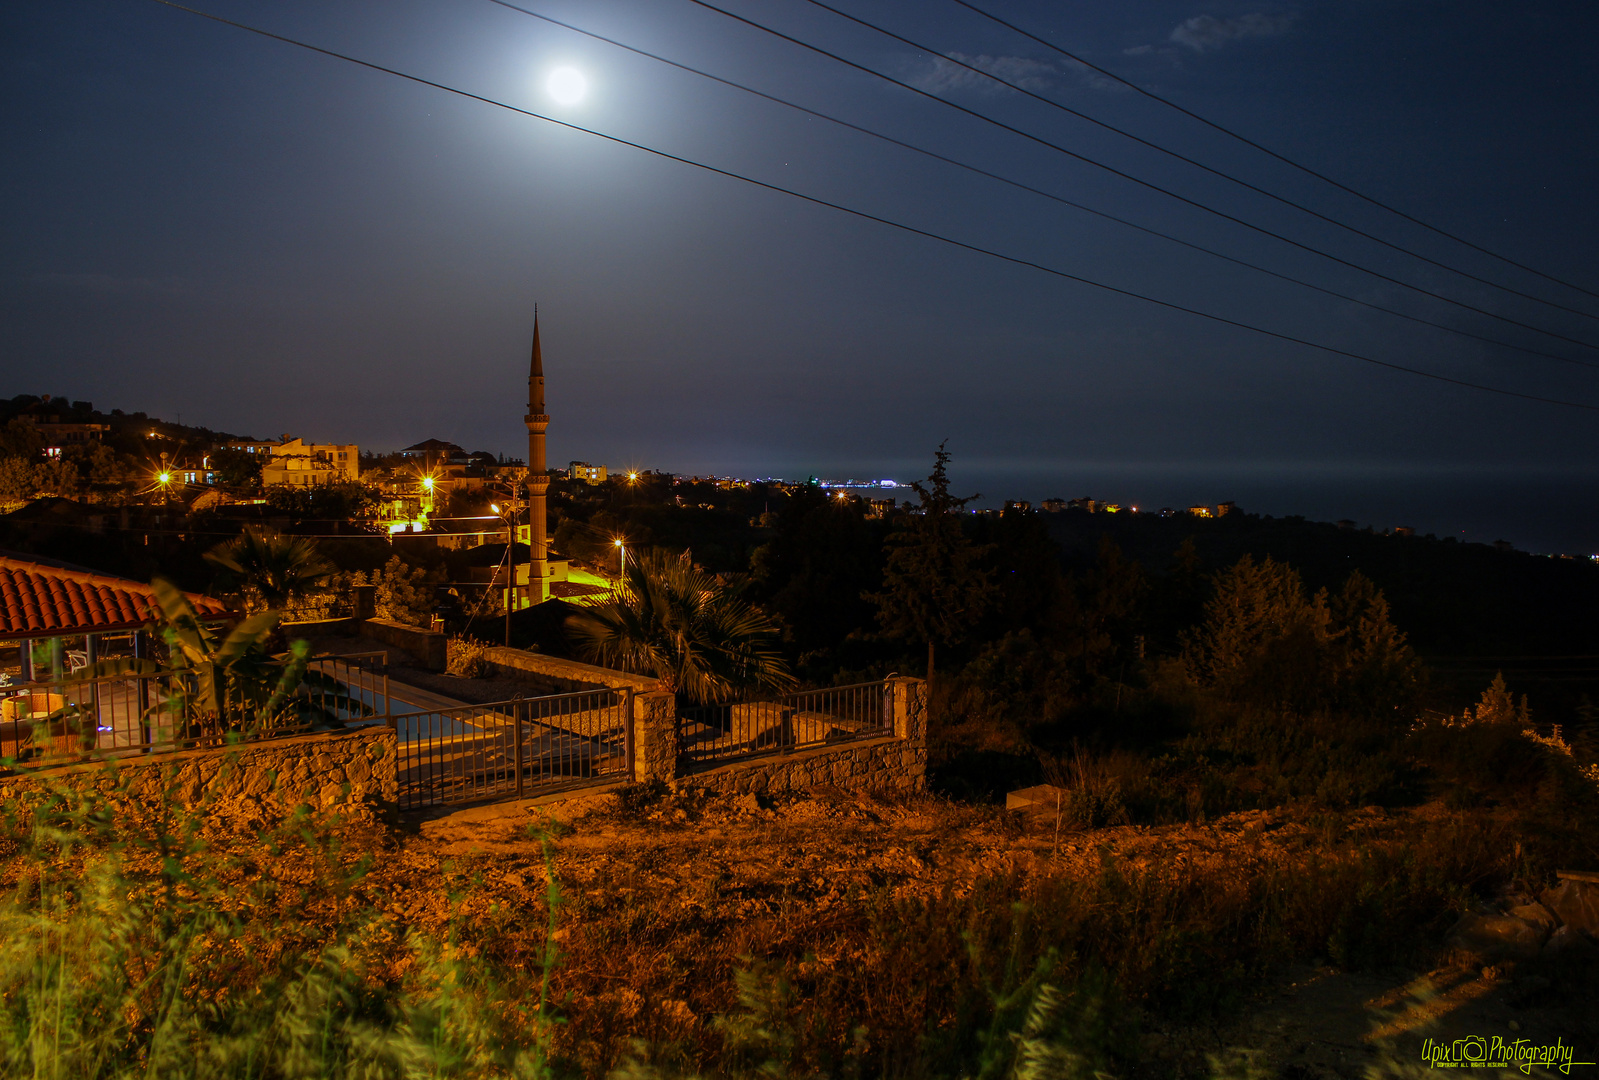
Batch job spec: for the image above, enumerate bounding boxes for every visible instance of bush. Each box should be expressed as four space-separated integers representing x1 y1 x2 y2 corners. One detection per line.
448 636 492 679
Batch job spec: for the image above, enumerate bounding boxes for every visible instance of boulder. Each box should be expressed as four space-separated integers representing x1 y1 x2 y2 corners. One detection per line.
1505 902 1558 934
1540 879 1599 936
1545 924 1599 960
1446 912 1550 962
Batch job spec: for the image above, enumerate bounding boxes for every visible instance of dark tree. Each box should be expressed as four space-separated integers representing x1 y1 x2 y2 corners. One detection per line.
866 443 995 696
209 445 264 490
749 485 882 659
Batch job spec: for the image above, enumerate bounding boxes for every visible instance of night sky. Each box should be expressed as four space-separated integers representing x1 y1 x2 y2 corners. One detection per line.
5 1 1599 548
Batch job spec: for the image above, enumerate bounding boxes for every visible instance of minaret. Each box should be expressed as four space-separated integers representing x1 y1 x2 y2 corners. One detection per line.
524 313 549 604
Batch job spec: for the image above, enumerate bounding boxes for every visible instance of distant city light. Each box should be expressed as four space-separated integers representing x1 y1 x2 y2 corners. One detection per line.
546 67 587 105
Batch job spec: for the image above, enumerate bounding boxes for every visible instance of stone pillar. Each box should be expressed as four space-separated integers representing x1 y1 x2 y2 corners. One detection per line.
633 690 679 784
353 583 377 621
887 676 928 791
888 676 927 741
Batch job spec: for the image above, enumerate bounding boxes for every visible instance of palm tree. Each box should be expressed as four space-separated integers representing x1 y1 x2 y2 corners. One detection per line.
566 550 795 704
144 578 359 737
204 527 336 616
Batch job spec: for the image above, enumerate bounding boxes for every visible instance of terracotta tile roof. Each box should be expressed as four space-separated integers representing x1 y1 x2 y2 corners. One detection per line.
0 556 230 638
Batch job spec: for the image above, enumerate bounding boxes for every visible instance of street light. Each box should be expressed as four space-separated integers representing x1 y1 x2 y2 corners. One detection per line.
613 537 626 592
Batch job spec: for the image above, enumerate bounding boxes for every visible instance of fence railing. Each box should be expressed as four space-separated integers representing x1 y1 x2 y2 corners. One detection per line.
0 651 391 773
678 680 894 766
393 688 631 811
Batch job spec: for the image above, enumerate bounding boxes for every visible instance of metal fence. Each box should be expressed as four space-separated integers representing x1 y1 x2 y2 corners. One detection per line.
0 651 390 773
679 680 894 766
393 688 632 811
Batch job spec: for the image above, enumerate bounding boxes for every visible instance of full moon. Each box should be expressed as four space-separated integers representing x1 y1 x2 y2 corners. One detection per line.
546 67 587 106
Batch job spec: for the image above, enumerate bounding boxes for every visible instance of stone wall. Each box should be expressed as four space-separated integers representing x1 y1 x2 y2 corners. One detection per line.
677 734 927 796
484 646 657 694
643 675 928 796
363 618 447 671
282 616 359 639
0 725 398 828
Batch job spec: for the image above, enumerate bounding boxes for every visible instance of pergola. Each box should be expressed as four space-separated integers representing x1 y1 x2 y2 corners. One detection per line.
1 554 235 758
0 553 230 683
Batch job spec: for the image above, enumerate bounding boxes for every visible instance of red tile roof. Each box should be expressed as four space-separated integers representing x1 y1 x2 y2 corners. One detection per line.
0 556 230 638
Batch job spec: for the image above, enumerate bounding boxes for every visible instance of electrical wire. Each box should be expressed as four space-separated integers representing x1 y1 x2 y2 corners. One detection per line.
137 0 1599 413
792 0 1599 323
949 0 1599 307
682 0 1599 353
479 0 1596 372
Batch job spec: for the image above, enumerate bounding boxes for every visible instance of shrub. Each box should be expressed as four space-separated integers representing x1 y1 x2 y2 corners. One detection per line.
448 636 492 678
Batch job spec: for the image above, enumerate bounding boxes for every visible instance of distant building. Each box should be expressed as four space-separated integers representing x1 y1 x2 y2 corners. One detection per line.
226 440 278 456
1187 505 1213 518
261 438 360 487
569 461 607 484
19 416 109 448
398 439 464 461
1493 539 1514 553
1216 501 1237 516
1394 526 1415 537
1003 500 1032 513
1068 497 1098 513
1041 498 1066 513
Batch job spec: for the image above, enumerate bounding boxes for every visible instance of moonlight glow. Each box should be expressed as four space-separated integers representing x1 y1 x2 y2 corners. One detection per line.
546 67 587 105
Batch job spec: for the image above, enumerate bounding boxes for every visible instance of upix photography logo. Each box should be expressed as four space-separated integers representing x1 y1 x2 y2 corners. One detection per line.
1421 1036 1595 1074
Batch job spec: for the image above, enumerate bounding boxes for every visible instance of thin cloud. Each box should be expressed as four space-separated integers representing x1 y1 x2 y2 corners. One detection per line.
916 52 1058 95
1169 12 1293 52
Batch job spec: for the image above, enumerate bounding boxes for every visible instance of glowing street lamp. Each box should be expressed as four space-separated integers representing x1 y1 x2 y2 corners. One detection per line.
613 537 626 585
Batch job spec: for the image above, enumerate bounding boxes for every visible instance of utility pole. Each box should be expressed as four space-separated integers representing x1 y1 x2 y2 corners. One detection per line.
505 479 519 648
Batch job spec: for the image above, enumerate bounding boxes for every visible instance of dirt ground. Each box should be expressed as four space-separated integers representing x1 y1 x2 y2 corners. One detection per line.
368 785 1596 1079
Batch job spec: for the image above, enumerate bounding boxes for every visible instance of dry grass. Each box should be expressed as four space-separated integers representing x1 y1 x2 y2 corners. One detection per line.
0 768 1572 1078
378 786 1521 1077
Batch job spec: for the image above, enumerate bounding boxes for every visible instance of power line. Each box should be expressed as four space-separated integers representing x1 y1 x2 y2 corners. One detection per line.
478 0 1596 372
682 0 1599 354
949 0 1599 307
794 0 1599 324
137 0 1599 413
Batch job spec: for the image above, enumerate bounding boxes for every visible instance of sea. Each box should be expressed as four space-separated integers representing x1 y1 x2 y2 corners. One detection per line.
816 464 1599 557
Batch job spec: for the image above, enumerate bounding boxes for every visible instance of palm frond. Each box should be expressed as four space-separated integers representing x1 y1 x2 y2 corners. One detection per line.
566 549 793 704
